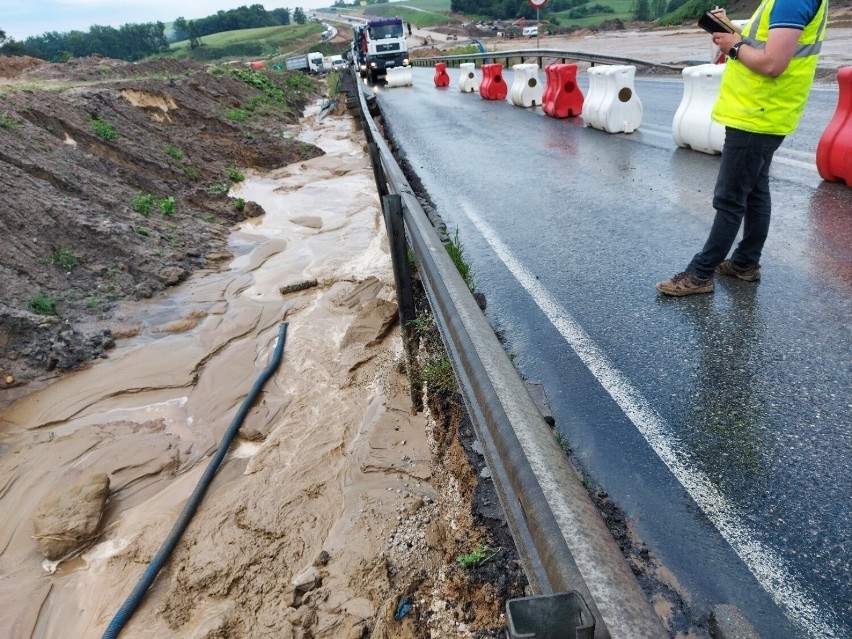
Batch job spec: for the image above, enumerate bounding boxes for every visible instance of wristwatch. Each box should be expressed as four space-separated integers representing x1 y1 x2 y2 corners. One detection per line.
728 41 744 60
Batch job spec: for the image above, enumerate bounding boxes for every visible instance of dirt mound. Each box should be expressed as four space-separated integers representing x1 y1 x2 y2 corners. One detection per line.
0 55 47 79
0 57 325 397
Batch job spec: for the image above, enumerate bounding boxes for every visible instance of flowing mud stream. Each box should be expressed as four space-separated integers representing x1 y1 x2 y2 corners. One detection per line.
0 104 433 638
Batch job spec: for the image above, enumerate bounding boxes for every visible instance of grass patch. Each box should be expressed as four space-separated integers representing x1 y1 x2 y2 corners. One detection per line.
227 166 245 183
29 292 58 316
446 227 474 291
131 192 157 216
179 163 200 180
234 197 246 212
165 144 184 160
456 542 498 569
49 248 81 272
421 352 456 394
208 182 230 195
158 196 177 216
225 107 250 122
135 226 150 237
556 431 572 453
89 115 117 141
0 112 17 129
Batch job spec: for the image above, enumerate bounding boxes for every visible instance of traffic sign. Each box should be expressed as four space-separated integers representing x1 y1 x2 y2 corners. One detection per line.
528 0 548 8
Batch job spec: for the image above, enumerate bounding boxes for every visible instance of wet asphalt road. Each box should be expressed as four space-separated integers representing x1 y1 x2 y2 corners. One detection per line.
370 67 852 637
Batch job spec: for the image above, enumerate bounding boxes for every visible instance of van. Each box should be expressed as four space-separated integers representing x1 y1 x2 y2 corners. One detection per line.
522 26 538 38
330 55 346 70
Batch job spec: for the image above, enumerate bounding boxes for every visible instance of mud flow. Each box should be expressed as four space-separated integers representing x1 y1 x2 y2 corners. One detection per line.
0 104 432 638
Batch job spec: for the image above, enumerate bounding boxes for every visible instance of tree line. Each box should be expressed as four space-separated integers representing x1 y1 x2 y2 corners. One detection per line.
0 4 307 62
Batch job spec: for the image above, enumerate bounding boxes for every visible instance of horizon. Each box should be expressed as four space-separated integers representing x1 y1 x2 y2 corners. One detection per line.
0 0 338 41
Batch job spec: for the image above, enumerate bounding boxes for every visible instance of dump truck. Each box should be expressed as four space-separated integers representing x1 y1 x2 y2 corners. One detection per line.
285 51 324 74
354 16 408 83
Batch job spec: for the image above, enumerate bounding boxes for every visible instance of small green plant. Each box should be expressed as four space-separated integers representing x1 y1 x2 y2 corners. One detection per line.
29 292 58 316
201 214 216 223
555 432 572 453
446 228 474 291
165 145 184 160
225 107 249 122
131 192 157 216
234 197 245 212
421 353 455 394
208 183 230 195
226 166 245 183
158 196 177 216
406 315 433 336
106 267 118 278
135 226 150 237
50 248 81 272
406 248 417 273
89 115 117 141
456 543 498 569
0 112 17 129
208 66 226 76
179 163 200 181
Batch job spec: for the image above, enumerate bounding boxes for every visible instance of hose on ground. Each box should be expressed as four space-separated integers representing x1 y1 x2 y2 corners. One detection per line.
101 322 289 639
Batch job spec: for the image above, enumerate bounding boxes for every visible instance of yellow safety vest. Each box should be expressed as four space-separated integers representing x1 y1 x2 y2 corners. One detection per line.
712 0 829 135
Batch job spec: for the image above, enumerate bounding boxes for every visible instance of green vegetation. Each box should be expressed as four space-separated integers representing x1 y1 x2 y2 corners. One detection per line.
446 228 474 291
170 23 323 62
89 115 117 141
227 166 245 183
556 431 572 452
165 144 184 160
234 197 246 212
131 192 157 216
456 542 499 569
179 163 200 180
29 293 58 316
49 248 81 272
132 192 177 216
135 226 151 237
208 183 230 195
0 112 17 129
225 107 250 122
421 353 456 394
159 196 177 216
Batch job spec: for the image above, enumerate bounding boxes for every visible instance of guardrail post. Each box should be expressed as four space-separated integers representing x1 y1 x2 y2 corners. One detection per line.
382 194 421 410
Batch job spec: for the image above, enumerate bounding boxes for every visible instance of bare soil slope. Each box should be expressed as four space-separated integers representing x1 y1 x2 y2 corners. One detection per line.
0 56 323 396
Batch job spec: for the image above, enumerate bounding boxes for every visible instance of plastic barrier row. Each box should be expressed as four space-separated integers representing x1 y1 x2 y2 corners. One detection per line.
422 62 852 187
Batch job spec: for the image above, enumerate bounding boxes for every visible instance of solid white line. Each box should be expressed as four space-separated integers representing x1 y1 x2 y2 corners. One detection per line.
774 155 818 172
459 201 842 639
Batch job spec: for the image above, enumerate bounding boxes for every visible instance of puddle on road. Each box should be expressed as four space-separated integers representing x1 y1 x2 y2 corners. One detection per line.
0 103 425 638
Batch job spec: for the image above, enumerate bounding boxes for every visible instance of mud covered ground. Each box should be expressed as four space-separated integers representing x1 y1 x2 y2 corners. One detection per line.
0 56 527 638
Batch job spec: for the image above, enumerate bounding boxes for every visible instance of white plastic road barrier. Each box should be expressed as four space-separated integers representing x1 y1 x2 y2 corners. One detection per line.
385 66 413 88
458 62 480 93
510 63 544 108
672 64 726 155
581 65 643 134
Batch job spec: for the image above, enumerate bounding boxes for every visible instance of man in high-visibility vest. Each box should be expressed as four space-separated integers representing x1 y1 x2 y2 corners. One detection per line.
657 0 828 296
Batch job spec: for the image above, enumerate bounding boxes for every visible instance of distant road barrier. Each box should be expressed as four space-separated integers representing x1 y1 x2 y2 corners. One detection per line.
410 46 684 73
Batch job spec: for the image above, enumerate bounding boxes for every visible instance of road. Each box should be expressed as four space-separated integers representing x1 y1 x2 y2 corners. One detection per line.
370 66 852 637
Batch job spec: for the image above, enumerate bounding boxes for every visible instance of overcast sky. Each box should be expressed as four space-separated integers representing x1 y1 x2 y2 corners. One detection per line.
1 0 335 40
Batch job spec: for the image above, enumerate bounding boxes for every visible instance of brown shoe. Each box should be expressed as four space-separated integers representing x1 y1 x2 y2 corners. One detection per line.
716 259 761 281
656 272 714 296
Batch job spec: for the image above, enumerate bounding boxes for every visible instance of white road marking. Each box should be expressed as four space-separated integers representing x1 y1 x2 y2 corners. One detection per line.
459 201 842 639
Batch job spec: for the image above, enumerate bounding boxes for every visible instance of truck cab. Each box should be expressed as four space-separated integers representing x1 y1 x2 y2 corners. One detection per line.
356 17 409 83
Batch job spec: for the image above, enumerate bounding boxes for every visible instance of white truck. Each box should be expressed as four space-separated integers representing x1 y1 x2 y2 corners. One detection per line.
285 51 324 74
354 16 409 83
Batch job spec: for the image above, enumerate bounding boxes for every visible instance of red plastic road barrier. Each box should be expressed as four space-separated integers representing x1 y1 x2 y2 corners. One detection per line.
479 63 507 101
543 64 584 119
249 61 264 69
817 66 852 187
434 62 450 87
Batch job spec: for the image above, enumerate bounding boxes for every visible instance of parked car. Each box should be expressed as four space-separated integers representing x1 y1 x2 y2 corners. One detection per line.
522 26 538 38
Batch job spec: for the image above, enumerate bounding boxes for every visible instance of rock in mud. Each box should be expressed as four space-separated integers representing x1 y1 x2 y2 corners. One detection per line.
32 473 110 560
340 298 398 349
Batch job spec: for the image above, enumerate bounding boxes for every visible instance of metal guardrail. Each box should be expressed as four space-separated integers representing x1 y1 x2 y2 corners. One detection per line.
348 69 668 639
410 46 685 71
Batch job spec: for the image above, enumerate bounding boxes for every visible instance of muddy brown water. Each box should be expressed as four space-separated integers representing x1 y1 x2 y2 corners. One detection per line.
0 104 432 638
